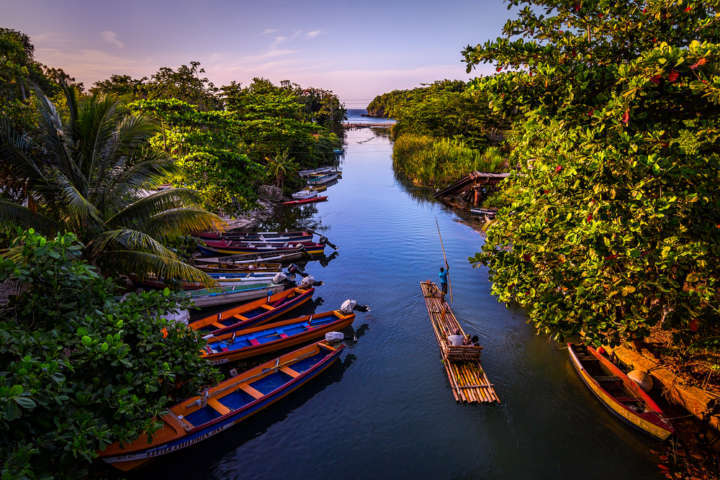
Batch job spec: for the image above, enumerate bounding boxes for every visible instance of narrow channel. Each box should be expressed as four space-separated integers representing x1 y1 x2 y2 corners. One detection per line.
136 111 662 479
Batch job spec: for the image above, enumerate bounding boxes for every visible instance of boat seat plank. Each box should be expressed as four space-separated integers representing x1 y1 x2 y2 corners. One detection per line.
239 384 264 399
260 304 275 310
234 315 249 321
280 366 300 378
207 398 231 416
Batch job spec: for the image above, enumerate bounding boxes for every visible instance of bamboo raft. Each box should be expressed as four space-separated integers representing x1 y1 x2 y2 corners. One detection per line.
420 281 499 404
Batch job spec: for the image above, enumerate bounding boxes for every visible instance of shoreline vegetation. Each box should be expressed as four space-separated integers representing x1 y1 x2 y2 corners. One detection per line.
370 1 720 477
0 27 346 479
367 80 510 190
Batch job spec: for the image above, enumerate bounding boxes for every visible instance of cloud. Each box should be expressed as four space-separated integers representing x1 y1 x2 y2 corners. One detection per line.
100 31 124 48
270 35 287 48
306 30 321 38
262 28 277 35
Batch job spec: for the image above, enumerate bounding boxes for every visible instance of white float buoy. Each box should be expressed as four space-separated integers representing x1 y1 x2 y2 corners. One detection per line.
628 369 654 392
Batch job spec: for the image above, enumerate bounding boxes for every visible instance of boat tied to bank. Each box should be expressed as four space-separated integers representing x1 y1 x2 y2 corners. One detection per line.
568 343 674 440
201 310 355 364
188 286 315 335
99 341 344 471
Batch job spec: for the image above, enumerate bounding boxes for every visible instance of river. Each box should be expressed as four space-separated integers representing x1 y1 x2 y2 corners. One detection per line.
134 110 662 479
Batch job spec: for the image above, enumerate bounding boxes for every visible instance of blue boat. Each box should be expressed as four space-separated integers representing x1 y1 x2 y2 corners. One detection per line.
99 340 343 471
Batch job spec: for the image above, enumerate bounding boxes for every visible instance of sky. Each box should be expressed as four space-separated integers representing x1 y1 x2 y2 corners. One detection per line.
2 0 512 107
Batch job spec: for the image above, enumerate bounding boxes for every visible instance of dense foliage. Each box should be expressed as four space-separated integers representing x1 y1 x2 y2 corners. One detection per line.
393 135 505 187
0 231 218 479
466 0 720 366
368 80 508 186
131 79 341 211
0 86 221 281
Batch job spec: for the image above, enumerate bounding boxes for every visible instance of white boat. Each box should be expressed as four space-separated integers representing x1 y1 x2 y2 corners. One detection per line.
291 190 316 200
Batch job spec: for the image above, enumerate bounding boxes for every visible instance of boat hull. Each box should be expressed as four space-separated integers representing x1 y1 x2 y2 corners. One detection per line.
189 284 284 308
197 244 325 256
203 310 354 364
568 344 673 440
282 196 327 206
100 342 343 471
189 287 314 335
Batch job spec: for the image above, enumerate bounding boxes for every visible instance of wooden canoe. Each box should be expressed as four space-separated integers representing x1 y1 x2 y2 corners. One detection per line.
202 310 354 364
194 262 282 274
281 196 328 206
194 249 311 264
568 343 674 440
188 287 314 336
306 172 340 185
197 242 325 257
99 341 343 471
195 231 312 241
187 283 284 308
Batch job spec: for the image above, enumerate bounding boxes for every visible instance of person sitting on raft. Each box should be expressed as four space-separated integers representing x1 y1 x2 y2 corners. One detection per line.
448 328 464 346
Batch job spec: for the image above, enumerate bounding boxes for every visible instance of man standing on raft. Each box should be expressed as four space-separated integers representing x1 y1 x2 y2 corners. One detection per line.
439 266 449 299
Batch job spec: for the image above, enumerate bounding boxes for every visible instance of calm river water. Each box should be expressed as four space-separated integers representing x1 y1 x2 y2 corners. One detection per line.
134 111 661 479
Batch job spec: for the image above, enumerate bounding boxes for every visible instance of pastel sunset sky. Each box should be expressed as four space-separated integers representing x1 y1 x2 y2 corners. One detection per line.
2 0 511 106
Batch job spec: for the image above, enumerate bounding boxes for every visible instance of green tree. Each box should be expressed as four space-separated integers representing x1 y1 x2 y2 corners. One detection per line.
266 150 298 190
0 230 219 479
466 0 720 362
0 86 222 281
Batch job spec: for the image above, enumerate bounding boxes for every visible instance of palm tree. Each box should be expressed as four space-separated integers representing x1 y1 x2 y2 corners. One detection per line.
265 150 297 190
0 85 223 282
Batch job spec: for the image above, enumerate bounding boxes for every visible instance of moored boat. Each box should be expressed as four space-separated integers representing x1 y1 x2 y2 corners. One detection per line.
195 231 313 242
99 341 344 471
306 172 340 186
298 166 339 177
188 286 314 335
187 283 284 308
201 310 354 364
282 196 327 206
291 189 317 200
194 262 282 273
568 343 674 440
194 249 311 264
197 241 326 256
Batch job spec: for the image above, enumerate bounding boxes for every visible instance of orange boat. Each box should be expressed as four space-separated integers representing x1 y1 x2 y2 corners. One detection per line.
188 287 314 336
568 343 674 440
99 341 343 471
201 310 355 364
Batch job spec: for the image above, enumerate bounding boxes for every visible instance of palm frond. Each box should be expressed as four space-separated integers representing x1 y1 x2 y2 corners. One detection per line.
53 170 103 227
82 95 119 184
0 199 59 234
99 249 214 284
88 228 179 261
105 188 213 229
104 156 176 207
137 207 225 238
0 117 50 191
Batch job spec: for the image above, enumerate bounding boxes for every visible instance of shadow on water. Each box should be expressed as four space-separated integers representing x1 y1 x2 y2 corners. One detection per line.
131 355 356 480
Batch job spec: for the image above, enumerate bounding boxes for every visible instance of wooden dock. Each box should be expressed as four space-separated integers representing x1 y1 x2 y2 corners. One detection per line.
420 281 499 404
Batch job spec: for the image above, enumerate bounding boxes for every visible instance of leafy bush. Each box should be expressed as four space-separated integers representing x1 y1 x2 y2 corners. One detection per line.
0 230 219 478
393 134 506 187
466 0 720 365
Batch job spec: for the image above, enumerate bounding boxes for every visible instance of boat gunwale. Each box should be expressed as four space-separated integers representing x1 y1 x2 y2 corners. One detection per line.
203 310 354 363
568 343 674 439
100 341 342 465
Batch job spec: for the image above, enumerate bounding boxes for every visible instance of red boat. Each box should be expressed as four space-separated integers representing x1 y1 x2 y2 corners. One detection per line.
568 343 674 440
281 196 327 206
